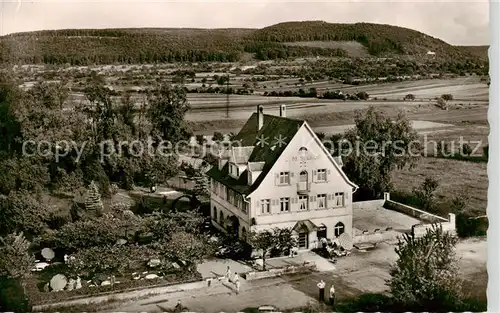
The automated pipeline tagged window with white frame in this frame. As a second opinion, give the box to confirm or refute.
[334,222,345,237]
[316,169,327,182]
[334,192,344,207]
[299,196,308,210]
[280,198,290,212]
[317,194,327,209]
[279,172,290,185]
[260,199,270,214]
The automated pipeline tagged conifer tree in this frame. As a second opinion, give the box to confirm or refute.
[192,171,209,198]
[84,181,104,215]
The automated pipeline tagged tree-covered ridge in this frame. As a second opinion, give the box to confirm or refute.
[250,21,476,58]
[456,45,489,61]
[0,22,486,65]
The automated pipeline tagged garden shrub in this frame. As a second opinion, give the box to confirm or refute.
[0,277,32,313]
[45,208,72,230]
[456,213,488,238]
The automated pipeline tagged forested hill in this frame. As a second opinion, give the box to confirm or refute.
[0,21,487,65]
[250,21,476,59]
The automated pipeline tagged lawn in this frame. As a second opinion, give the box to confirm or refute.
[392,157,488,215]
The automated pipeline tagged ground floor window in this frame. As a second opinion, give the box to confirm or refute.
[219,212,224,225]
[213,207,217,221]
[298,232,308,249]
[317,225,327,239]
[334,222,345,237]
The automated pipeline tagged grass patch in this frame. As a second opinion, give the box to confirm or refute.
[392,157,487,215]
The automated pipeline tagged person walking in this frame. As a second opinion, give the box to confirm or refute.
[317,279,326,302]
[225,266,232,283]
[329,284,336,306]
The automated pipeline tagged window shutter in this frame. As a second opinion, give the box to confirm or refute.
[327,169,331,182]
[275,173,279,185]
[294,197,298,204]
[313,196,316,201]
[327,194,332,200]
[312,170,316,182]
[255,201,260,209]
[309,196,313,202]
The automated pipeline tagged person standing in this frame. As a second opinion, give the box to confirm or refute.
[174,300,183,312]
[329,284,335,306]
[317,279,326,302]
[234,273,240,295]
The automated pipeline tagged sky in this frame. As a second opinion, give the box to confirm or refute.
[0,0,490,45]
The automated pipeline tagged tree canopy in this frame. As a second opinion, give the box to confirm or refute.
[341,107,421,197]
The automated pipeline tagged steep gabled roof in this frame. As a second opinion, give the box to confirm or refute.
[248,162,265,172]
[206,113,303,195]
[230,146,254,164]
[207,112,358,196]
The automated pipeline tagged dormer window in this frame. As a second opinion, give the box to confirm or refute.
[229,162,239,178]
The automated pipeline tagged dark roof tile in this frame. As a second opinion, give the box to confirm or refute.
[207,113,304,196]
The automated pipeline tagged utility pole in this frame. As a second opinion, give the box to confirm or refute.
[226,72,230,118]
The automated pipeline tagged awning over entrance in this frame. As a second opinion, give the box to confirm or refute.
[292,220,318,233]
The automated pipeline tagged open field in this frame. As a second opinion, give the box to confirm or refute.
[284,41,370,58]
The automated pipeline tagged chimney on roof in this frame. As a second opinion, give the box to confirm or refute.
[280,105,286,117]
[257,105,264,131]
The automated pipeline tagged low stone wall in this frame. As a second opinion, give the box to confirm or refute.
[353,229,402,244]
[32,279,206,311]
[382,194,456,238]
[352,199,385,210]
[413,219,456,237]
[244,263,317,281]
[384,200,448,223]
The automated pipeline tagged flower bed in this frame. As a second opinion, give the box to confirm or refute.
[25,269,202,306]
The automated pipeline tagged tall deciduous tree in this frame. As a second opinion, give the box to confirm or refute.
[389,225,462,310]
[0,74,23,157]
[83,82,117,146]
[160,231,214,265]
[342,107,420,197]
[247,227,296,270]
[147,84,191,143]
[0,192,50,237]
